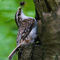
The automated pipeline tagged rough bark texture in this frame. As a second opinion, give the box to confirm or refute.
[18,0,60,60]
[33,0,60,60]
[18,43,35,60]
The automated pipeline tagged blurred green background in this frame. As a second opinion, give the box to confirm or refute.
[0,0,35,60]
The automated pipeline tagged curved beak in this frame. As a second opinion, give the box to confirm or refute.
[18,6,22,10]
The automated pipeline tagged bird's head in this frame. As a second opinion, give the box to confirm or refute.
[17,1,25,16]
[18,1,25,11]
[15,1,26,27]
[19,1,25,6]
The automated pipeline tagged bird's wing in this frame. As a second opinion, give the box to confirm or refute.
[21,18,35,39]
[17,18,35,45]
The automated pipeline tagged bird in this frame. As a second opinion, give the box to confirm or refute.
[8,1,37,60]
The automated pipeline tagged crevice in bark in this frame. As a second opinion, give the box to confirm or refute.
[44,0,51,12]
[55,54,59,60]
[18,51,21,60]
[38,0,39,2]
[35,8,41,45]
[35,8,40,20]
[35,36,41,45]
[58,2,60,6]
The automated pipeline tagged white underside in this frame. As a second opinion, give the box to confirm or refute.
[20,10,36,20]
[20,10,29,20]
[29,26,37,43]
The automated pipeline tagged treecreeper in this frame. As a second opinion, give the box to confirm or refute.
[8,1,37,60]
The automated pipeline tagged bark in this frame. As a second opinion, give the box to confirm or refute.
[33,0,60,60]
[18,43,35,60]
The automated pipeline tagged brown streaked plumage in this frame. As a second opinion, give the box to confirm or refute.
[17,18,35,45]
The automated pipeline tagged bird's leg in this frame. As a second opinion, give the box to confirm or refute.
[20,39,30,43]
[26,39,30,42]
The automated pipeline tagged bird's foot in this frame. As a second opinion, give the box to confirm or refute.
[26,39,30,42]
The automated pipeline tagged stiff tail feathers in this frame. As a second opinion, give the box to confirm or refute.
[8,41,26,60]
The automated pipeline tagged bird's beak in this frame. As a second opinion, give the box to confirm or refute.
[18,6,22,10]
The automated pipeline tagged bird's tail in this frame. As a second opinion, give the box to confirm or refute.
[8,41,27,60]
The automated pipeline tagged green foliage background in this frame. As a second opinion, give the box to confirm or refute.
[0,0,35,60]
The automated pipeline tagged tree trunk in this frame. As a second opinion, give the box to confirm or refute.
[33,0,60,60]
[18,0,60,60]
